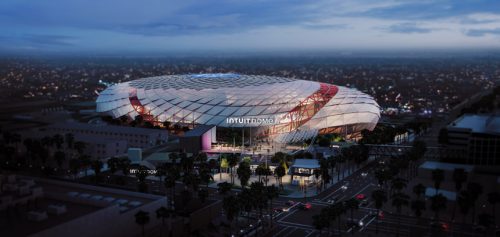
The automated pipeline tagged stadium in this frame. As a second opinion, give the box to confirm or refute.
[96,73,380,143]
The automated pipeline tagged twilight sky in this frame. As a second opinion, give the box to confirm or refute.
[1,0,500,54]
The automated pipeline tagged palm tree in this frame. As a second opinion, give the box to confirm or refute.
[68,158,81,180]
[73,141,87,155]
[458,190,473,223]
[412,183,426,200]
[217,181,232,196]
[467,182,483,224]
[345,198,360,235]
[136,166,149,193]
[431,169,444,195]
[156,206,173,237]
[64,133,74,149]
[391,177,407,195]
[198,188,209,203]
[372,189,387,234]
[374,168,393,192]
[79,155,91,178]
[239,188,255,224]
[266,185,279,227]
[477,213,493,236]
[169,152,179,166]
[274,164,286,190]
[91,160,103,184]
[52,134,64,150]
[199,164,214,188]
[227,154,239,184]
[54,151,66,169]
[155,163,167,192]
[135,210,150,237]
[312,211,330,236]
[222,195,240,235]
[331,202,346,236]
[452,168,468,220]
[487,192,500,224]
[411,199,426,218]
[392,192,410,237]
[327,156,336,184]
[429,194,447,221]
[165,166,180,208]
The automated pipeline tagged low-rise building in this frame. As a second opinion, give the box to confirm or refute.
[445,114,500,165]
[290,159,320,185]
[45,122,168,149]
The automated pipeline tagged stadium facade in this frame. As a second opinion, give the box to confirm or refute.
[96,73,380,143]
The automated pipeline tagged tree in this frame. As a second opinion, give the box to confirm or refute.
[52,134,64,149]
[487,192,500,224]
[330,202,346,236]
[54,151,66,169]
[237,161,251,188]
[222,195,240,235]
[391,177,408,194]
[430,194,447,221]
[217,182,232,196]
[156,206,173,237]
[135,210,150,237]
[458,190,473,223]
[90,160,103,184]
[68,158,81,180]
[165,166,180,207]
[372,189,387,234]
[266,185,279,227]
[413,183,426,199]
[198,188,209,203]
[65,133,75,149]
[73,141,87,155]
[78,155,91,178]
[467,182,483,224]
[136,167,149,193]
[477,213,493,234]
[345,198,360,232]
[411,199,426,218]
[107,157,120,175]
[274,164,286,190]
[452,168,468,220]
[431,169,444,195]
[227,154,239,184]
[392,192,410,237]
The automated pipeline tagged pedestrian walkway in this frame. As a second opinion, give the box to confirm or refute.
[210,168,357,198]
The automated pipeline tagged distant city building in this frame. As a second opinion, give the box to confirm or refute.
[445,114,500,165]
[96,73,380,143]
[46,122,168,149]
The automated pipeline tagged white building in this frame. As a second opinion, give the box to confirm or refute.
[96,73,380,143]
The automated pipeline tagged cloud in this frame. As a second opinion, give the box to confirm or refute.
[301,24,348,30]
[387,23,433,34]
[0,0,500,52]
[465,28,500,37]
[21,34,74,46]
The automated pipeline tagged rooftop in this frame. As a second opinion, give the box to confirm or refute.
[448,114,500,135]
[47,122,166,136]
[419,161,474,172]
[184,125,215,137]
[4,176,164,237]
[292,159,320,169]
